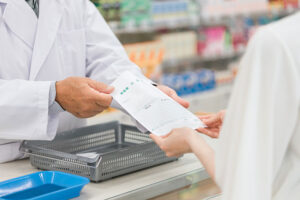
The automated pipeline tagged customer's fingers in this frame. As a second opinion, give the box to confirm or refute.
[150,134,163,147]
[161,132,172,139]
[197,127,219,138]
[202,114,221,126]
[198,114,213,120]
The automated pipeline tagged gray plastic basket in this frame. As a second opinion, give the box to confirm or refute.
[20,121,177,182]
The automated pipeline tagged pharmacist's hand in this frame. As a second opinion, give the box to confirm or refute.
[150,128,194,157]
[56,77,114,118]
[197,110,226,138]
[157,85,189,108]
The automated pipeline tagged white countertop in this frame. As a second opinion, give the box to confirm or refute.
[0,137,218,200]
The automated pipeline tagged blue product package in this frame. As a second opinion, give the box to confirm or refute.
[0,171,89,200]
[172,74,183,96]
[197,69,216,92]
[183,72,198,95]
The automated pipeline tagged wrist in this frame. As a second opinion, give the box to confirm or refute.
[55,81,64,110]
[185,129,197,153]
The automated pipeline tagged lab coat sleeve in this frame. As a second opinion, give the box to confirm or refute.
[215,27,300,200]
[83,0,147,86]
[0,80,59,141]
[82,0,150,132]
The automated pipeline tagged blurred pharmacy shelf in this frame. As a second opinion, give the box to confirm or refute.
[108,7,298,35]
[183,84,232,113]
[162,51,243,70]
[201,3,298,21]
[87,1,297,126]
[109,18,200,34]
[87,84,232,126]
[201,7,298,26]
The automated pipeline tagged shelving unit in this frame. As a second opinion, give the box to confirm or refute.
[108,7,298,35]
[183,84,232,113]
[162,51,243,70]
[90,1,298,122]
[109,18,200,34]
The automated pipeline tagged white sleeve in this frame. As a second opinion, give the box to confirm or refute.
[216,27,300,200]
[82,0,151,131]
[83,0,147,85]
[0,80,59,141]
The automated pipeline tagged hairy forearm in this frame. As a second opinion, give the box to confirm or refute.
[187,133,215,180]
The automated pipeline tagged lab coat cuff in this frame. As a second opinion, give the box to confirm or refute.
[49,81,64,115]
[49,81,57,106]
[36,81,59,140]
[49,101,65,115]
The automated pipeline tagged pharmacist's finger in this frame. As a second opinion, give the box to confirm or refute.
[89,88,113,107]
[157,85,189,108]
[88,79,114,94]
[171,94,190,109]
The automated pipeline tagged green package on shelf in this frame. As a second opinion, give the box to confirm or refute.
[120,0,135,12]
[135,0,151,12]
[135,13,151,26]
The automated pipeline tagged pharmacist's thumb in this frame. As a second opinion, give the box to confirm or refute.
[88,79,114,94]
[157,85,189,108]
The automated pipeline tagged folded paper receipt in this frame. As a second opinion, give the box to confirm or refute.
[111,72,206,136]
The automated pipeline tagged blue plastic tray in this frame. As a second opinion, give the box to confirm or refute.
[0,171,89,200]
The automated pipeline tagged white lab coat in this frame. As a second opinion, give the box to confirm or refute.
[216,13,300,200]
[0,0,145,163]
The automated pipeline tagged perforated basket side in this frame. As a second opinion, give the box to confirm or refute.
[98,143,174,181]
[29,153,97,180]
[23,122,178,182]
[38,122,119,153]
[24,122,121,181]
[94,125,176,181]
[122,125,152,144]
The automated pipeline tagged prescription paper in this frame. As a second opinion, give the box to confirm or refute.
[111,72,205,136]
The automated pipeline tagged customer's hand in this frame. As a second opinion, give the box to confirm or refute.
[56,77,114,118]
[157,85,189,108]
[197,110,226,138]
[150,127,195,157]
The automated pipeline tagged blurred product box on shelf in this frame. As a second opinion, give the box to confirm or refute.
[269,0,299,8]
[215,61,239,85]
[91,0,121,21]
[198,26,233,58]
[162,69,216,96]
[93,0,200,27]
[123,31,197,80]
[121,0,152,27]
[197,14,286,58]
[160,31,198,61]
[124,41,164,81]
[151,0,199,26]
[199,0,269,19]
